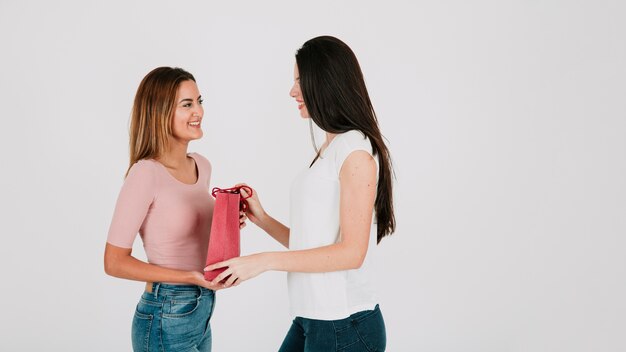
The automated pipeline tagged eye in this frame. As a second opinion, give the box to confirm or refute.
[198,98,204,105]
[182,103,192,108]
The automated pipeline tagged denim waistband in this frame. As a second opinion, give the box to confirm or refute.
[149,282,213,299]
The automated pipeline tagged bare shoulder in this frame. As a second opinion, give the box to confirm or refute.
[340,150,377,181]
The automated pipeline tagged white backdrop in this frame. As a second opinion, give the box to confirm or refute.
[1,1,625,351]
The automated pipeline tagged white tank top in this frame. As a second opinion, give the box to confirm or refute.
[288,130,379,320]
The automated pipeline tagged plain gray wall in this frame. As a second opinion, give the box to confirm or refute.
[0,1,625,351]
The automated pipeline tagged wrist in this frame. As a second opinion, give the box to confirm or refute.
[184,271,200,285]
[261,252,277,272]
[254,211,270,227]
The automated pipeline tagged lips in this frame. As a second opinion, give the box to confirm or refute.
[189,121,201,127]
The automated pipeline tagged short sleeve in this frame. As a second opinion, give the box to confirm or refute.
[333,130,378,178]
[106,160,157,248]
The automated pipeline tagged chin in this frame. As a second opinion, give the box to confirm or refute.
[190,131,203,140]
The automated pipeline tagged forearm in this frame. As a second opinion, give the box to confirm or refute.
[255,213,290,248]
[265,242,365,273]
[205,235,367,286]
[105,252,197,285]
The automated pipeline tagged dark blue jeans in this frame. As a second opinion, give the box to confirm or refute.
[278,305,386,352]
[131,283,216,352]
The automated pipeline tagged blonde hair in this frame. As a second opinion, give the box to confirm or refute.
[126,67,196,177]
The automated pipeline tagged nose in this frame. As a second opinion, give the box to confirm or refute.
[290,82,299,98]
[193,103,204,117]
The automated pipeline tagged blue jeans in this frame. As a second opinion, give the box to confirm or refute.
[278,305,386,352]
[131,283,216,352]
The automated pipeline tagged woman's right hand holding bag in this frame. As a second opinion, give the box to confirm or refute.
[236,183,266,225]
[235,183,289,248]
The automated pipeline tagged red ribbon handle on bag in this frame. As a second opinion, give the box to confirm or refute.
[211,186,254,211]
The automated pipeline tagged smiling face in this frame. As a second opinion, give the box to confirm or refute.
[171,80,204,143]
[289,63,309,119]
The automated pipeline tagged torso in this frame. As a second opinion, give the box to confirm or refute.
[106,152,215,282]
[288,130,380,320]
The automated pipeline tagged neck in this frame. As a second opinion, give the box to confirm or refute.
[319,132,337,155]
[325,132,337,145]
[158,138,189,168]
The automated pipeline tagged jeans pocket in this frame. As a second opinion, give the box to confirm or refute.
[132,308,153,352]
[161,295,212,350]
[352,308,386,352]
[163,295,201,318]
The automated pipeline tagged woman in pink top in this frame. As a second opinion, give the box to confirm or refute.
[104,67,244,352]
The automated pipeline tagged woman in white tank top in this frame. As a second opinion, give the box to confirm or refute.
[205,36,396,352]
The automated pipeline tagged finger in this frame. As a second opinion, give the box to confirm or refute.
[198,278,220,290]
[235,182,248,188]
[204,260,229,272]
[239,222,247,230]
[204,281,222,291]
[211,268,233,285]
[224,274,238,287]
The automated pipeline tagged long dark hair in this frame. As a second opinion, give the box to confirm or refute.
[296,36,395,243]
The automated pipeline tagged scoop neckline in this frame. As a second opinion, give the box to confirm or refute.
[153,153,200,186]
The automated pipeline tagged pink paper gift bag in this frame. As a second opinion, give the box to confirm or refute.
[204,186,252,281]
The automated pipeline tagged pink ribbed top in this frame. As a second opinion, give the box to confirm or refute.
[107,153,215,272]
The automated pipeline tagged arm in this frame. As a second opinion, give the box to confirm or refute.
[252,213,290,248]
[104,205,249,286]
[104,243,218,289]
[238,184,290,248]
[209,151,377,286]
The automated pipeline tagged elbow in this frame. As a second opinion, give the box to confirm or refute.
[348,252,367,270]
[339,241,368,270]
[104,242,132,277]
[104,257,117,277]
[104,250,124,277]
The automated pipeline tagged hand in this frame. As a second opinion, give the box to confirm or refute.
[239,210,247,230]
[188,271,227,291]
[204,253,271,288]
[236,183,266,226]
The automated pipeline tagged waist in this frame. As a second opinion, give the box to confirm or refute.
[144,256,207,273]
[287,271,377,320]
[145,282,213,296]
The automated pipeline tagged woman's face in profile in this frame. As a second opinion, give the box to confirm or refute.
[290,64,309,119]
[171,80,204,142]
